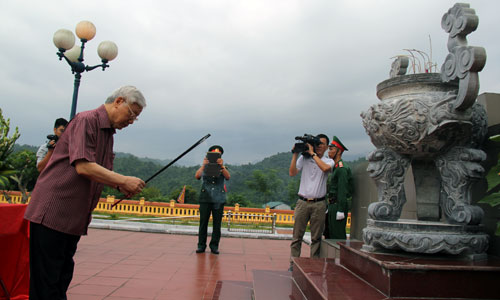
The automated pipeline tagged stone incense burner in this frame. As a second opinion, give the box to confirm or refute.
[360,3,489,258]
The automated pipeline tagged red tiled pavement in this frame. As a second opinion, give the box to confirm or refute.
[68,228,307,300]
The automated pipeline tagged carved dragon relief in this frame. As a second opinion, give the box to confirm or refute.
[366,148,410,221]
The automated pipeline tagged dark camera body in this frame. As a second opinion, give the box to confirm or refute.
[292,134,322,158]
[205,152,222,177]
[46,135,59,149]
[47,134,58,142]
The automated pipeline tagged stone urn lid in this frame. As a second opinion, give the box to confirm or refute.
[361,72,481,157]
[376,73,458,101]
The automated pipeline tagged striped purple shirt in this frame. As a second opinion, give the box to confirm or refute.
[25,105,115,236]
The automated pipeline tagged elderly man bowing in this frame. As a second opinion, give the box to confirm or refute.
[25,85,147,300]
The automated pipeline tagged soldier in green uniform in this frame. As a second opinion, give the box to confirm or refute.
[325,136,353,240]
[195,145,230,254]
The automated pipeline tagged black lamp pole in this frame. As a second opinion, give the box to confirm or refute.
[53,22,117,120]
[56,39,111,120]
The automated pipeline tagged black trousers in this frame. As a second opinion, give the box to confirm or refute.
[198,203,224,251]
[29,222,80,300]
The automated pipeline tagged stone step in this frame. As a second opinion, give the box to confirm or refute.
[252,270,305,300]
[320,238,359,259]
[211,280,253,300]
[292,257,387,300]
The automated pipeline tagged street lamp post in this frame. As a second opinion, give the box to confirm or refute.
[53,21,118,119]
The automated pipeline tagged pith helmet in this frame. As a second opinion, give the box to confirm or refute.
[208,145,224,155]
[329,136,348,152]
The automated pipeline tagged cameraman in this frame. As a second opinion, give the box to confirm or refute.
[36,118,68,172]
[289,134,334,266]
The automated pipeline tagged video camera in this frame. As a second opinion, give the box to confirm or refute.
[46,134,59,149]
[292,134,322,157]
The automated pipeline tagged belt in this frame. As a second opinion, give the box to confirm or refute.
[329,196,337,204]
[299,195,325,202]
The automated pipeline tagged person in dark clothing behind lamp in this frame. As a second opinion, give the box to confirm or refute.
[36,117,68,172]
[195,145,230,255]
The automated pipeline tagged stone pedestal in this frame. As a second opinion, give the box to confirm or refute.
[339,241,500,299]
[290,240,500,299]
[362,219,489,257]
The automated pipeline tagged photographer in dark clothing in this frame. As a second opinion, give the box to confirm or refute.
[195,145,230,255]
[36,118,68,172]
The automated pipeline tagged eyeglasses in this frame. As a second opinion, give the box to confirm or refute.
[125,102,139,121]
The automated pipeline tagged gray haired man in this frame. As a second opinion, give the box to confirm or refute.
[25,85,147,300]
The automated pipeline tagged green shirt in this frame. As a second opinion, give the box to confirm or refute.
[327,159,353,212]
[199,173,227,205]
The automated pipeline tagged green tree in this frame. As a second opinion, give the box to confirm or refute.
[7,150,38,203]
[0,109,20,190]
[226,193,250,207]
[479,134,500,235]
[287,177,300,206]
[93,151,365,208]
[169,185,198,204]
[245,169,282,204]
[101,186,121,198]
[138,186,169,202]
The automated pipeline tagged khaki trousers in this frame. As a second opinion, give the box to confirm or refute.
[290,199,326,259]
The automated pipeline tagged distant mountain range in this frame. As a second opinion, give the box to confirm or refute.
[13,143,366,207]
[18,143,364,166]
[15,144,175,165]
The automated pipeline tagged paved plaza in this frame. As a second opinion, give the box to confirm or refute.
[67,222,305,300]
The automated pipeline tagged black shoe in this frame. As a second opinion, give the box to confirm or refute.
[196,248,205,253]
[210,248,219,255]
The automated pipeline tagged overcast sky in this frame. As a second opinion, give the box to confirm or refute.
[1,0,499,166]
